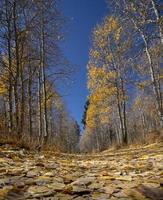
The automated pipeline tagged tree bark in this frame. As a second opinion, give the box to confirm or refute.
[150,0,163,44]
[5,0,13,133]
[40,4,48,144]
[130,17,163,127]
[20,43,25,135]
[28,59,32,139]
[38,64,42,142]
[13,0,20,135]
[121,78,128,144]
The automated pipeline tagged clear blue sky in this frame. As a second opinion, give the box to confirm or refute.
[61,0,108,130]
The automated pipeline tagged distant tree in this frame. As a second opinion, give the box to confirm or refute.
[0,0,76,152]
[81,1,162,152]
[81,99,90,129]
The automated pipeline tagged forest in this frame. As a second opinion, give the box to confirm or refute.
[80,0,163,152]
[0,1,163,200]
[0,0,80,152]
[0,0,162,153]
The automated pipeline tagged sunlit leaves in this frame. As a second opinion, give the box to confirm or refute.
[85,15,129,140]
[106,54,113,62]
[0,82,7,95]
[89,49,100,59]
[114,27,122,41]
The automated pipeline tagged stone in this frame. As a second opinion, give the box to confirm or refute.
[27,185,54,198]
[71,185,91,194]
[24,178,36,185]
[124,189,148,200]
[35,176,52,186]
[88,182,104,190]
[101,186,115,195]
[138,185,163,200]
[142,182,160,188]
[0,142,162,200]
[98,175,115,181]
[63,174,77,183]
[0,188,10,199]
[56,193,72,200]
[116,175,132,181]
[52,177,64,183]
[0,178,10,187]
[45,163,58,170]
[26,170,39,178]
[71,177,95,186]
[92,192,111,200]
[47,182,65,191]
[113,191,128,198]
[44,171,55,177]
[74,197,86,200]
[0,168,7,175]
[7,168,24,176]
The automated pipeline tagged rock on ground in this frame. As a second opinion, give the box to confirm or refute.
[0,142,163,200]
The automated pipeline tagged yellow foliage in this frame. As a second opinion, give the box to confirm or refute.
[133,97,141,110]
[106,54,113,62]
[0,84,7,95]
[0,188,9,199]
[86,104,98,128]
[86,82,115,129]
[0,88,7,95]
[87,63,116,90]
[114,27,122,41]
[92,16,120,50]
[158,74,163,80]
[0,77,7,95]
[87,66,106,90]
[89,49,100,59]
[89,86,116,104]
[136,82,146,90]
[106,71,116,79]
[99,106,111,114]
[85,16,125,132]
[100,115,109,124]
[104,16,119,34]
[86,57,117,129]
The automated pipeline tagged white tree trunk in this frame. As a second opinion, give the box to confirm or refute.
[150,0,163,44]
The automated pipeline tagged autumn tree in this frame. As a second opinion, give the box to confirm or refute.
[107,0,163,126]
[81,1,162,152]
[82,16,132,150]
[0,0,78,152]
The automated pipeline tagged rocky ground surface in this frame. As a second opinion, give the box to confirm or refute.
[0,143,163,200]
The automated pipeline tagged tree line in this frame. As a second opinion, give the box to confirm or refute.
[0,0,80,152]
[80,0,163,152]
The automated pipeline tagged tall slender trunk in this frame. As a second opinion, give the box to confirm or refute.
[116,126,121,145]
[131,19,163,126]
[140,110,146,140]
[3,98,8,130]
[13,0,20,135]
[121,78,128,144]
[108,42,125,145]
[28,59,32,139]
[40,5,48,144]
[5,0,13,133]
[157,71,163,115]
[38,64,42,142]
[95,130,100,152]
[115,82,125,144]
[143,33,163,126]
[122,0,163,126]
[41,55,48,141]
[20,43,25,135]
[150,0,163,44]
